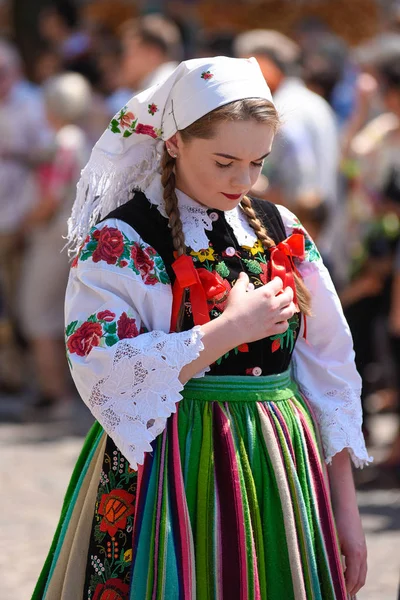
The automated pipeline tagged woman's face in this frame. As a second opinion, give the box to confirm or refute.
[168,119,275,211]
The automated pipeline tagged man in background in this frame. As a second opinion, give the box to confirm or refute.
[107,14,184,116]
[234,30,343,283]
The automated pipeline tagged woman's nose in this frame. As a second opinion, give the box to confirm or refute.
[231,168,252,189]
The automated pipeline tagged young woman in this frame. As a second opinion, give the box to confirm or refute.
[33,56,370,600]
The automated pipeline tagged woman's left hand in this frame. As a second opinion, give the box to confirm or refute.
[334,504,368,597]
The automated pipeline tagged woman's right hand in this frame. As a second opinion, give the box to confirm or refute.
[221,272,297,346]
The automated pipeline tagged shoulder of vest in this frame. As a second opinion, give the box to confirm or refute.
[249,196,287,242]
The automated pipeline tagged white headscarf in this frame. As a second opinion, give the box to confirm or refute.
[68,56,273,253]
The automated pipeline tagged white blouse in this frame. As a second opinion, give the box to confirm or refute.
[65,186,372,470]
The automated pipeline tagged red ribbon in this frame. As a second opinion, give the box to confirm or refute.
[170,255,226,331]
[269,233,305,309]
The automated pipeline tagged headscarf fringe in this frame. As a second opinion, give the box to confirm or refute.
[66,144,161,256]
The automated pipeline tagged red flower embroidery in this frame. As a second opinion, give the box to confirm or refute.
[201,71,213,80]
[237,343,249,352]
[71,254,79,268]
[148,103,158,115]
[97,310,116,322]
[67,321,102,357]
[260,262,269,285]
[119,260,128,268]
[131,244,155,280]
[135,123,158,138]
[98,489,136,537]
[117,312,138,339]
[119,111,135,128]
[92,577,130,600]
[271,339,281,353]
[92,227,125,265]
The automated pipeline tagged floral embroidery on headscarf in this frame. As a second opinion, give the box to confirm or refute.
[201,71,213,80]
[148,103,158,115]
[109,106,161,139]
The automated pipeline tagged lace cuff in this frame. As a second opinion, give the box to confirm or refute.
[298,383,373,468]
[88,326,206,469]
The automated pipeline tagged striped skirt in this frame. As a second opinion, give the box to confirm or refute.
[32,371,349,600]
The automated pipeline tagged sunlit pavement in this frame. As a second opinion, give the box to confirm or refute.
[0,395,399,600]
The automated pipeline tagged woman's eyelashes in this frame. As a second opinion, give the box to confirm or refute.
[215,161,264,169]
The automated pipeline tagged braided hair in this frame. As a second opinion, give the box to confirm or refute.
[161,98,312,330]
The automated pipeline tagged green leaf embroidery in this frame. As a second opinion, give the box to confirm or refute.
[86,240,98,253]
[154,256,164,269]
[243,259,263,274]
[105,334,119,347]
[94,523,106,544]
[123,130,133,138]
[158,270,170,284]
[65,320,78,336]
[215,261,230,277]
[104,322,117,335]
[120,245,131,261]
[87,314,97,323]
[110,119,121,133]
[80,250,92,261]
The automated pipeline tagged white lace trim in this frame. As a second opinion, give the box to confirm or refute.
[225,205,257,247]
[87,326,206,470]
[145,174,257,250]
[299,384,373,468]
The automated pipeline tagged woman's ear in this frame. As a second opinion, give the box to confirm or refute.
[165,133,180,156]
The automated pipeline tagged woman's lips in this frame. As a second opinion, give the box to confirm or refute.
[221,192,242,200]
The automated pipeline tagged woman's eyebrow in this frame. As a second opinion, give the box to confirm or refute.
[213,152,271,161]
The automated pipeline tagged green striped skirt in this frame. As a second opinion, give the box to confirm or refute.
[32,371,349,599]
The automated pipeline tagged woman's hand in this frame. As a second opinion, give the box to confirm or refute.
[335,503,368,596]
[328,449,367,597]
[222,272,297,346]
[179,273,297,384]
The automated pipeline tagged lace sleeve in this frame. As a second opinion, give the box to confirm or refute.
[65,219,208,469]
[277,205,373,468]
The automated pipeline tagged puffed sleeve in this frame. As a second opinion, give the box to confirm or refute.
[65,218,208,469]
[277,205,373,468]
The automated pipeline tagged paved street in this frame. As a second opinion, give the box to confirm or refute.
[0,397,399,600]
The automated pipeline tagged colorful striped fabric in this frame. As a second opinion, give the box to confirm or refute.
[33,372,349,599]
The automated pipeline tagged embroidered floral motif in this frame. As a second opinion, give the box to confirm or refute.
[290,222,321,262]
[84,440,137,598]
[72,226,170,285]
[92,578,129,600]
[65,311,140,360]
[215,260,230,278]
[243,239,264,256]
[216,343,249,365]
[190,247,215,263]
[98,488,136,537]
[148,103,158,115]
[269,313,300,353]
[201,70,213,80]
[109,106,162,139]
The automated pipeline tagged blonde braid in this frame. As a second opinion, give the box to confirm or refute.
[161,146,187,330]
[241,195,312,316]
[161,147,186,257]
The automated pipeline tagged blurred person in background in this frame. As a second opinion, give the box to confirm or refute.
[0,39,50,393]
[18,72,91,416]
[38,1,109,145]
[234,30,343,284]
[108,13,184,116]
[39,0,99,86]
[340,48,400,443]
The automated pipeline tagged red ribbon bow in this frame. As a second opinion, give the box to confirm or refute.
[269,233,305,309]
[170,255,226,331]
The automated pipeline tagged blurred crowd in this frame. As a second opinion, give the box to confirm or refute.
[1,1,400,473]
